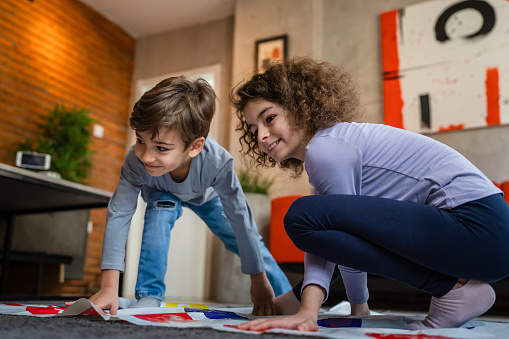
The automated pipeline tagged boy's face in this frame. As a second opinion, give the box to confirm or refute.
[244,99,306,162]
[134,128,195,178]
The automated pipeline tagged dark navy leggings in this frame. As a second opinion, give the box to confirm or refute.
[284,194,509,298]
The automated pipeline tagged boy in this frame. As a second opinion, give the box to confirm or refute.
[77,76,291,315]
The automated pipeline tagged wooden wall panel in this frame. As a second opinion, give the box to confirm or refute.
[0,0,135,296]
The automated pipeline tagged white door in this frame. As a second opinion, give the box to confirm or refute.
[122,65,221,302]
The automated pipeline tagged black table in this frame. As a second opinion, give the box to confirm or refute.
[0,163,111,294]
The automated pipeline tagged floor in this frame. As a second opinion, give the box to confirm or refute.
[2,297,509,339]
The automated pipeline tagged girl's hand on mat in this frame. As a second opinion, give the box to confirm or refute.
[242,283,322,331]
[250,271,276,316]
[89,289,120,315]
[236,313,319,332]
[238,283,323,331]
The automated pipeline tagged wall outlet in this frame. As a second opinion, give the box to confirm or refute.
[93,124,104,138]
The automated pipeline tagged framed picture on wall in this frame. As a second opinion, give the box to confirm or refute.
[255,35,288,72]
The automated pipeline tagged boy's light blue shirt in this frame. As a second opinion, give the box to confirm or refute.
[101,137,264,275]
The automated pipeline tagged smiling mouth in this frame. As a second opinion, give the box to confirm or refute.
[268,139,281,152]
[144,163,159,169]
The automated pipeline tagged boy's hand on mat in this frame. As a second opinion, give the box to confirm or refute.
[89,289,120,315]
[235,313,319,332]
[250,271,276,316]
[85,269,120,314]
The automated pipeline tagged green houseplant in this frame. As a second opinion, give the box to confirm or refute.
[15,104,95,183]
[237,168,274,195]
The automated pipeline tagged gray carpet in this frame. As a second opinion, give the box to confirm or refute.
[0,300,316,339]
[0,313,308,339]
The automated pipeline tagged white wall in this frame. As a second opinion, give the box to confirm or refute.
[230,0,320,198]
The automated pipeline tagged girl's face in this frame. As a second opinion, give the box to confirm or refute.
[243,99,307,162]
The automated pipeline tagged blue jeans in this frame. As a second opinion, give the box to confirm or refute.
[284,194,509,298]
[135,187,291,301]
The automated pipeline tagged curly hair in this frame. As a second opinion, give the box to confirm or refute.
[230,56,362,176]
[130,76,216,149]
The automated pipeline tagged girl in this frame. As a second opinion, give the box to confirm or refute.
[230,57,509,331]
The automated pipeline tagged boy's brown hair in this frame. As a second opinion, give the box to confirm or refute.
[231,56,362,176]
[130,76,216,148]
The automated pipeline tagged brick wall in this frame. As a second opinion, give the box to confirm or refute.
[0,0,135,296]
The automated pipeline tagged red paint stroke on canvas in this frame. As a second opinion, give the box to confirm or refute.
[485,67,500,126]
[381,9,399,74]
[272,48,280,59]
[438,124,464,132]
[367,332,461,339]
[381,9,404,129]
[134,312,195,323]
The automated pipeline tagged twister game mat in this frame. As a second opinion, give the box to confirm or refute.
[1,298,508,338]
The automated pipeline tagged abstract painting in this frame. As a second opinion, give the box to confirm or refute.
[381,0,509,133]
